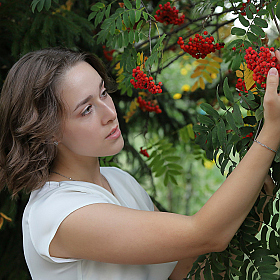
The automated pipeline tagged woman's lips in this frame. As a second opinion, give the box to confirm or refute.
[106,126,121,139]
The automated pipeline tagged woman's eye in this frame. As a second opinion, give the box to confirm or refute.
[101,90,108,98]
[81,105,93,116]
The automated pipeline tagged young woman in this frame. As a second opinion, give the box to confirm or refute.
[0,47,280,280]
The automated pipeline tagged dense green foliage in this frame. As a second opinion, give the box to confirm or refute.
[0,0,279,279]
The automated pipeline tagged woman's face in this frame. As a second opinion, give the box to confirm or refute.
[57,61,124,158]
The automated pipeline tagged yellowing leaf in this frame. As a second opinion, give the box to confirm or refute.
[0,212,12,222]
[139,91,147,97]
[191,70,202,78]
[115,62,121,70]
[204,159,215,169]
[173,93,182,99]
[197,59,209,64]
[199,77,205,89]
[212,56,223,63]
[202,72,213,83]
[206,66,219,74]
[244,69,255,91]
[123,98,139,123]
[239,63,255,91]
[209,61,221,68]
[236,70,244,78]
[0,217,3,230]
[191,81,198,92]
[196,65,205,71]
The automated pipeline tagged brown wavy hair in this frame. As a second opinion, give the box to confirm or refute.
[0,47,115,198]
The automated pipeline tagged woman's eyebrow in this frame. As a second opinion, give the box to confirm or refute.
[73,95,93,112]
[73,79,104,112]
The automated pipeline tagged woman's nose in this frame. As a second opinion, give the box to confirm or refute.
[101,99,117,124]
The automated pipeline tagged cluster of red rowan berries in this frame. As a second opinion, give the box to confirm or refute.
[245,46,280,89]
[140,147,150,158]
[240,0,251,16]
[236,78,248,95]
[243,132,254,139]
[177,32,224,59]
[130,66,163,94]
[137,96,162,114]
[155,2,185,25]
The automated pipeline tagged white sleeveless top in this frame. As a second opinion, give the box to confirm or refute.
[22,167,177,280]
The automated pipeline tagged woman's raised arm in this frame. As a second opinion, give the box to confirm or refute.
[50,65,280,266]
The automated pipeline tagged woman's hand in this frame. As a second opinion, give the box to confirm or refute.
[262,50,280,135]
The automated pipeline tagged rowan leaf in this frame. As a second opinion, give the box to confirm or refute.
[200,103,220,119]
[223,77,234,103]
[123,0,132,9]
[231,27,246,36]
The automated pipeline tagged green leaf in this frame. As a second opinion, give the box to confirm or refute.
[164,156,181,162]
[258,9,268,16]
[239,14,249,27]
[168,169,182,176]
[45,0,51,10]
[91,2,105,11]
[143,11,148,21]
[123,31,129,46]
[271,213,279,231]
[227,39,243,49]
[200,103,220,119]
[246,6,253,19]
[135,10,141,22]
[223,77,234,103]
[232,54,241,71]
[226,112,239,135]
[269,231,278,253]
[250,24,265,38]
[105,4,111,18]
[230,266,242,276]
[31,0,41,13]
[203,260,212,280]
[221,158,229,175]
[129,10,136,25]
[232,103,244,127]
[169,175,178,185]
[154,165,166,177]
[249,3,257,13]
[216,88,226,110]
[123,0,132,9]
[88,11,97,21]
[129,30,134,44]
[37,0,45,12]
[253,17,268,28]
[217,119,227,147]
[94,9,105,27]
[136,0,141,9]
[117,33,123,48]
[247,32,259,44]
[123,11,130,28]
[261,225,268,246]
[197,114,215,127]
[166,163,183,170]
[231,27,246,36]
